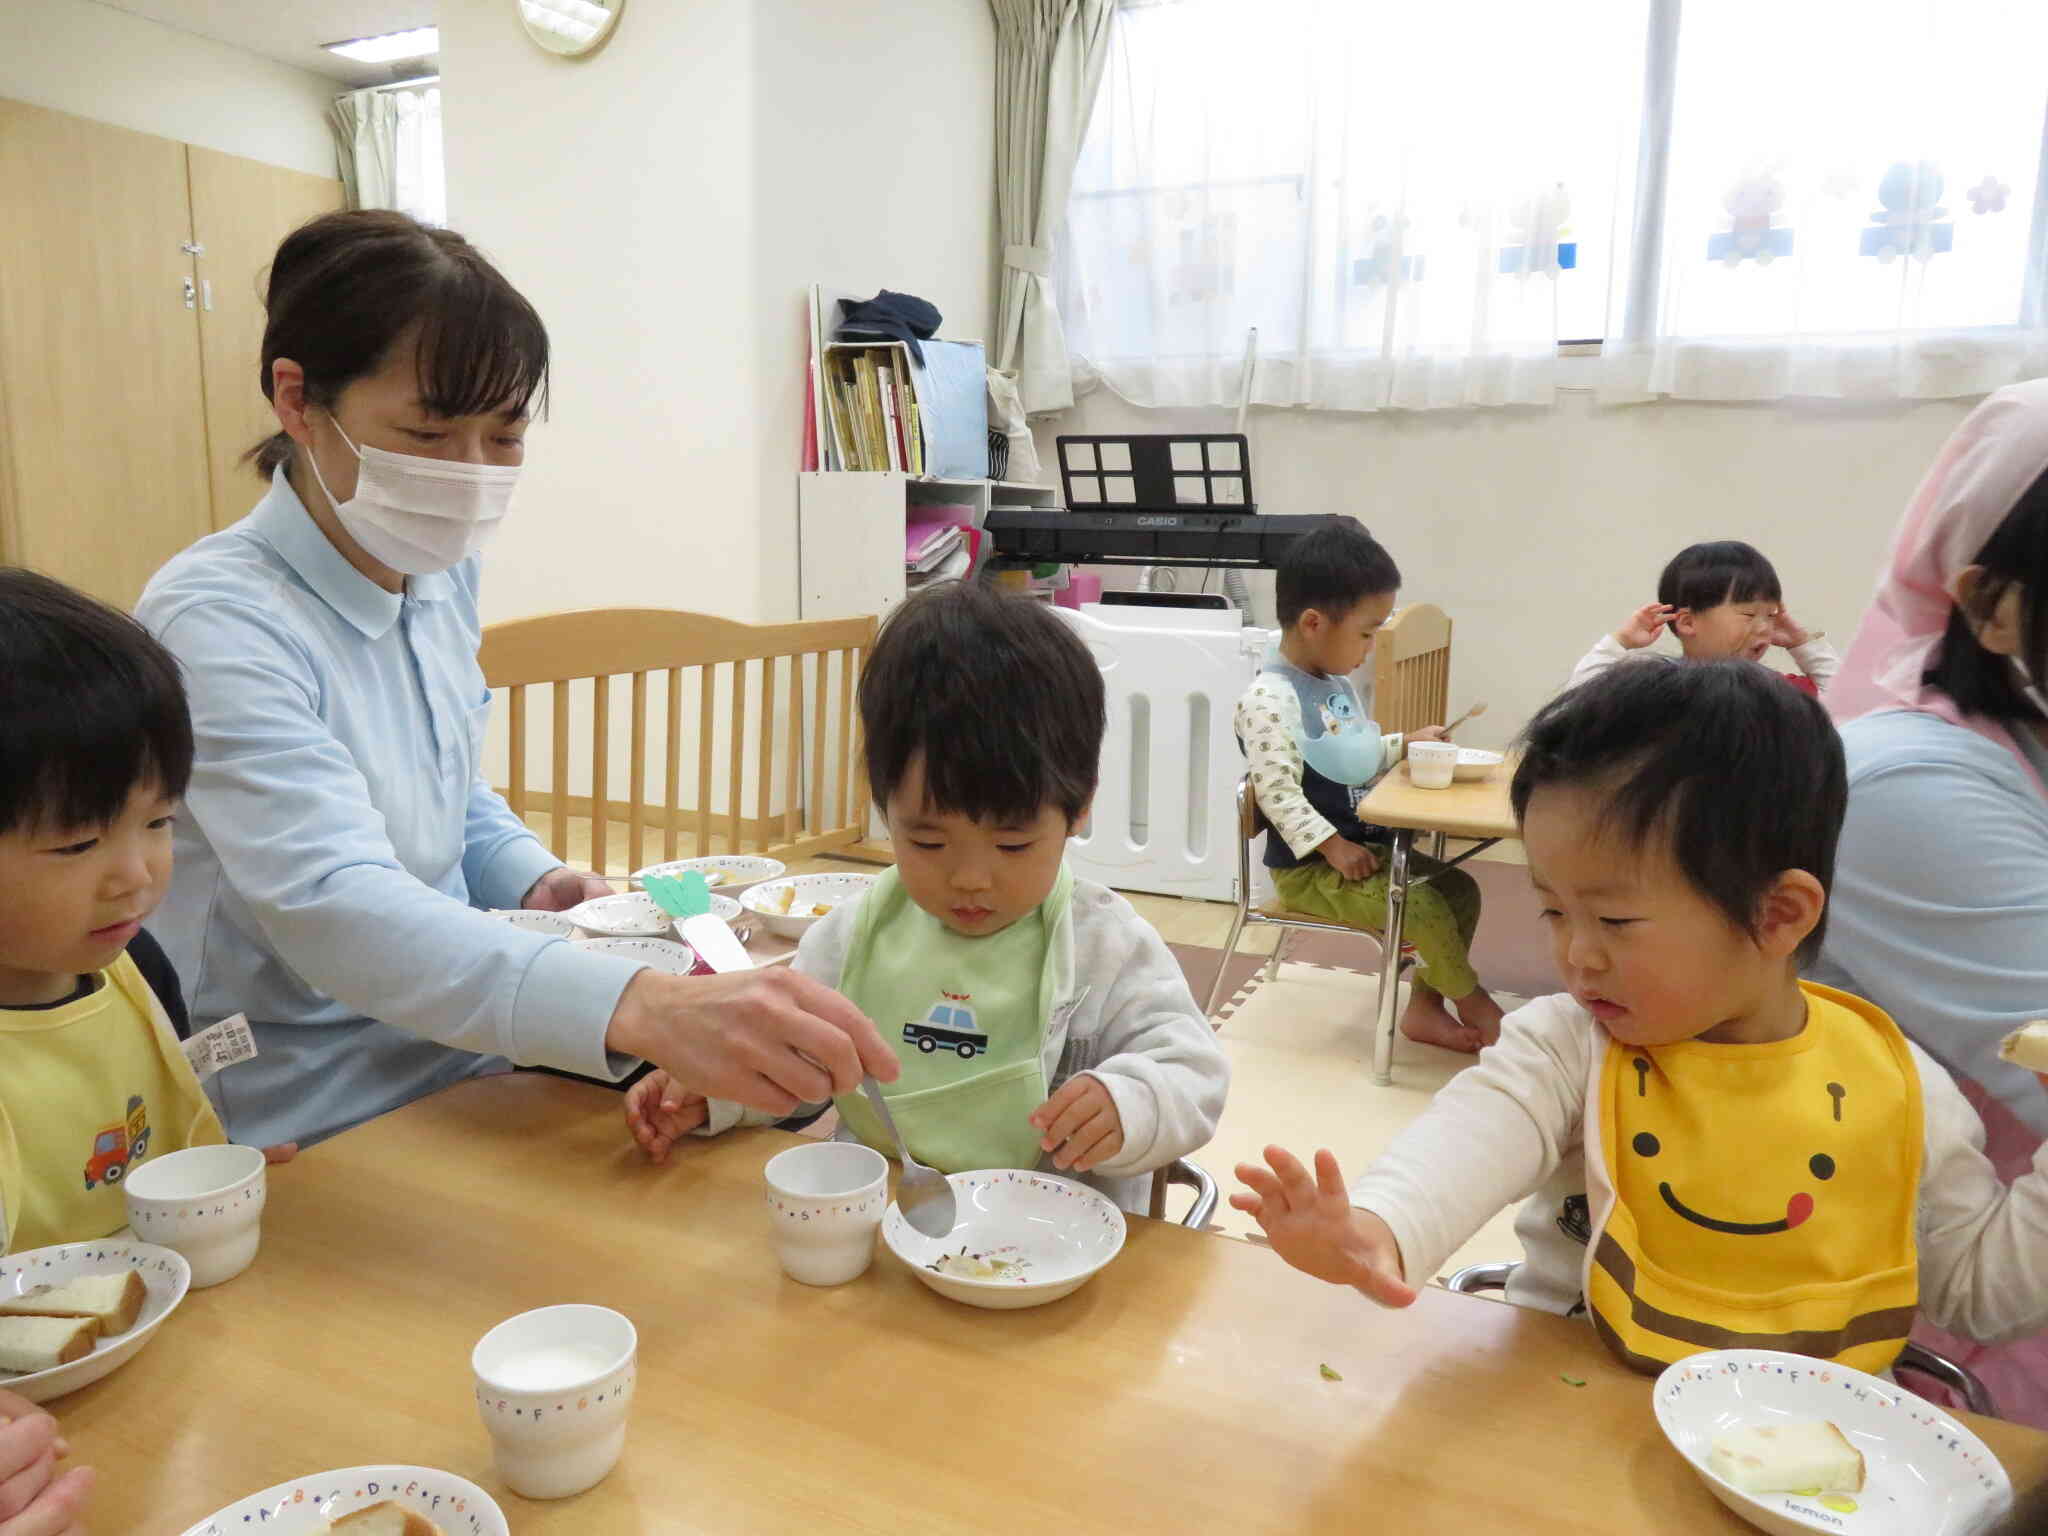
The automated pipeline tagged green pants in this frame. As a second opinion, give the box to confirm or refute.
[1273,847,1482,1000]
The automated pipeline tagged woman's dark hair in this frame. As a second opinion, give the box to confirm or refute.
[247,209,549,477]
[858,581,1105,826]
[1656,540,1783,613]
[1923,464,2048,720]
[0,569,193,836]
[1275,517,1402,628]
[1512,660,1846,963]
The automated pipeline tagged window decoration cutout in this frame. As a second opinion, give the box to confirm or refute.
[1350,214,1425,287]
[1862,162,1953,263]
[1498,184,1577,277]
[1708,172,1793,267]
[1170,212,1239,306]
[1967,175,2010,215]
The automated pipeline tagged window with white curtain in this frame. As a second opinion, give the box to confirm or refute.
[1057,0,2048,410]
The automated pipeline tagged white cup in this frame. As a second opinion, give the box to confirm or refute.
[1408,740,1458,790]
[124,1143,267,1287]
[763,1142,888,1286]
[472,1304,637,1500]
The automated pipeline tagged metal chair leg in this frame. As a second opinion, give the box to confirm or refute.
[1262,925,1291,982]
[1205,902,1251,1018]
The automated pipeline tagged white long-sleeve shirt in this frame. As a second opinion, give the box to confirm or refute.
[1567,632,1841,693]
[1350,992,2048,1346]
[700,874,1230,1212]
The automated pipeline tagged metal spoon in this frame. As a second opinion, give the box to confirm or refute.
[861,1078,956,1238]
[1443,699,1489,736]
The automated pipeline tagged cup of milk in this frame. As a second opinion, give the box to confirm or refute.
[471,1304,637,1499]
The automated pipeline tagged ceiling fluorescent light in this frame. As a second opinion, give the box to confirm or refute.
[324,26,440,64]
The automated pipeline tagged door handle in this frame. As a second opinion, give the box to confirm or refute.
[182,276,196,310]
[201,279,213,312]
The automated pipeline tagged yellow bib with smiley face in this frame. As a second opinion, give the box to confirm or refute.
[1588,982,1922,1376]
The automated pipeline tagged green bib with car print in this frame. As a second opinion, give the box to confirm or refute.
[831,866,1069,1174]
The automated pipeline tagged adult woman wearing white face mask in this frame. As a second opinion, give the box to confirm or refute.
[1814,378,2048,1427]
[138,211,895,1150]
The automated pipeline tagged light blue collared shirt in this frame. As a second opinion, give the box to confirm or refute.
[1811,708,2048,1141]
[137,470,641,1147]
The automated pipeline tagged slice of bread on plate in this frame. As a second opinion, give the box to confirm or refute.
[1999,1021,2048,1074]
[0,1271,147,1334]
[0,1315,99,1374]
[1709,1419,1865,1495]
[328,1504,444,1535]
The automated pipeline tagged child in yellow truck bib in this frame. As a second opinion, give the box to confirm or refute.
[626,583,1229,1211]
[1235,660,2048,1379]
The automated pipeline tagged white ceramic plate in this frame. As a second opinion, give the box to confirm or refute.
[740,872,876,939]
[0,1240,189,1403]
[1654,1350,2012,1536]
[484,908,578,937]
[883,1170,1126,1310]
[1452,747,1504,781]
[574,936,698,975]
[177,1465,508,1536]
[631,854,786,895]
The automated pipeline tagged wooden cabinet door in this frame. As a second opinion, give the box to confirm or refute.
[0,98,212,609]
[187,148,342,530]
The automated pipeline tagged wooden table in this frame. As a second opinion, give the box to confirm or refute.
[1356,759,1521,1084]
[75,1075,2047,1534]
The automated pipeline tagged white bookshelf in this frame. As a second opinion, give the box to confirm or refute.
[797,472,1060,623]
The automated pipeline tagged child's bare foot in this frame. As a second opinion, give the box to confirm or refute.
[1400,984,1485,1053]
[1451,986,1505,1046]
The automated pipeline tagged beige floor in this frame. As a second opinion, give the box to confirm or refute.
[551,814,1525,1286]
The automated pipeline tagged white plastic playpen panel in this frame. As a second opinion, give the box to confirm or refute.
[1056,605,1275,903]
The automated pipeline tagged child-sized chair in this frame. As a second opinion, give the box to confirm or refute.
[1443,1260,1996,1417]
[1371,602,1453,737]
[1205,776,1417,1018]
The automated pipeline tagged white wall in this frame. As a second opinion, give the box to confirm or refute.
[1,0,336,177]
[441,0,995,627]
[1035,386,1975,751]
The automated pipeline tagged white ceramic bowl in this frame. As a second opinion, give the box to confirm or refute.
[883,1170,1126,1310]
[572,936,698,975]
[563,890,676,938]
[0,1240,189,1403]
[177,1465,508,1536]
[485,908,578,937]
[1653,1349,2012,1536]
[740,872,877,939]
[631,854,786,896]
[124,1142,267,1288]
[1452,747,1505,782]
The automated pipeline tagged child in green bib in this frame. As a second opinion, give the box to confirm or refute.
[625,582,1230,1211]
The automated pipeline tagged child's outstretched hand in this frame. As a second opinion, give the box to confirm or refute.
[1615,602,1676,649]
[1767,607,1812,649]
[1030,1074,1124,1172]
[1232,1147,1417,1308]
[625,1069,709,1164]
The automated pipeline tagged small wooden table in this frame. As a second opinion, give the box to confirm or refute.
[70,1075,2048,1533]
[1355,759,1521,1083]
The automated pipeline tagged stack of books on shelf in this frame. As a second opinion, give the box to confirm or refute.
[906,509,980,589]
[821,343,925,474]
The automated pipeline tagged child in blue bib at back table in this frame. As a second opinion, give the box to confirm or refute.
[625,580,1229,1211]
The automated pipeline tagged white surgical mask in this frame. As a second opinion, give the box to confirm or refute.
[306,413,521,577]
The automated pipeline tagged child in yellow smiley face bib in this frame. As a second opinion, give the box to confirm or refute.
[1234,660,2048,1378]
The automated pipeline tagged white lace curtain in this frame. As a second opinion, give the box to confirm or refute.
[329,86,447,228]
[1057,0,2048,412]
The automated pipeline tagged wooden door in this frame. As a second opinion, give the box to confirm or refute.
[0,98,212,609]
[186,148,342,529]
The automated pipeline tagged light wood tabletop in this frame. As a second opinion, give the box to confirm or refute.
[1358,759,1520,842]
[72,1074,2047,1534]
